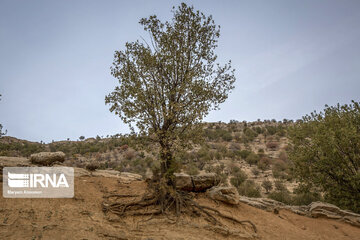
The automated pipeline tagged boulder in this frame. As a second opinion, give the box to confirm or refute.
[174,172,219,192]
[30,152,65,166]
[192,172,218,191]
[174,173,193,191]
[309,202,342,218]
[207,186,240,205]
[309,202,360,227]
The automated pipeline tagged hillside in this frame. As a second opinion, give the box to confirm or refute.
[0,120,312,205]
[1,173,359,240]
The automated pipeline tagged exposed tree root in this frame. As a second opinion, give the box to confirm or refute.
[102,182,257,236]
[104,194,140,199]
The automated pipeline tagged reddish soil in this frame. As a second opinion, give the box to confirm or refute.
[1,176,359,239]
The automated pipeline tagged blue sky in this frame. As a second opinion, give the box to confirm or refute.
[1,0,360,142]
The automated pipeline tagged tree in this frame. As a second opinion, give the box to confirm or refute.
[0,123,5,138]
[0,94,7,138]
[289,101,360,213]
[105,3,235,183]
[102,6,258,229]
[79,136,85,141]
[261,179,273,193]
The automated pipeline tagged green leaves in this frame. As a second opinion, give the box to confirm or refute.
[105,3,235,176]
[289,101,360,213]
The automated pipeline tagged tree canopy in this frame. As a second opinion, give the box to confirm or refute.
[289,101,360,213]
[106,3,235,179]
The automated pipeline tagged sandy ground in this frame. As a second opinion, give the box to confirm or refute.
[0,176,359,240]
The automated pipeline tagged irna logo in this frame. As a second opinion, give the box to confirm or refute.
[3,167,74,198]
[7,172,69,188]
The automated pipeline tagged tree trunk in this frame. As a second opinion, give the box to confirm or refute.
[159,143,175,186]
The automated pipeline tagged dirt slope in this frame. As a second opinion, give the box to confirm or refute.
[1,176,359,240]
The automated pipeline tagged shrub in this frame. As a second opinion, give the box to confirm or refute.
[237,180,261,198]
[261,179,273,193]
[230,169,247,188]
[186,163,199,175]
[215,151,222,160]
[257,157,271,171]
[254,126,264,134]
[196,146,212,162]
[276,127,286,137]
[268,190,292,205]
[237,150,251,159]
[245,152,260,166]
[265,126,277,135]
[86,162,100,171]
[243,127,258,141]
[221,131,233,141]
[274,180,287,191]
[229,142,241,151]
[257,148,264,154]
[272,159,289,179]
[251,167,260,176]
[230,165,241,175]
[292,191,322,206]
[213,164,228,185]
[124,149,136,160]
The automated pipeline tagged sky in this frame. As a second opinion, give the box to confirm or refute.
[0,0,360,142]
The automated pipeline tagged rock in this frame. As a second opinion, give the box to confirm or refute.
[0,156,32,167]
[309,202,343,219]
[174,172,219,192]
[30,152,66,166]
[174,173,193,191]
[118,172,143,183]
[238,196,286,211]
[144,168,153,181]
[74,169,143,183]
[74,167,91,177]
[237,198,360,227]
[192,172,218,192]
[309,202,360,227]
[309,202,341,214]
[207,186,240,205]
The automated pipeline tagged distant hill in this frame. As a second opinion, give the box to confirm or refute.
[0,120,314,204]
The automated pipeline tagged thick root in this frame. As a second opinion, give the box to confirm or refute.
[102,182,257,236]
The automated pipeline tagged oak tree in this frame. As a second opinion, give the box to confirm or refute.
[106,3,235,183]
